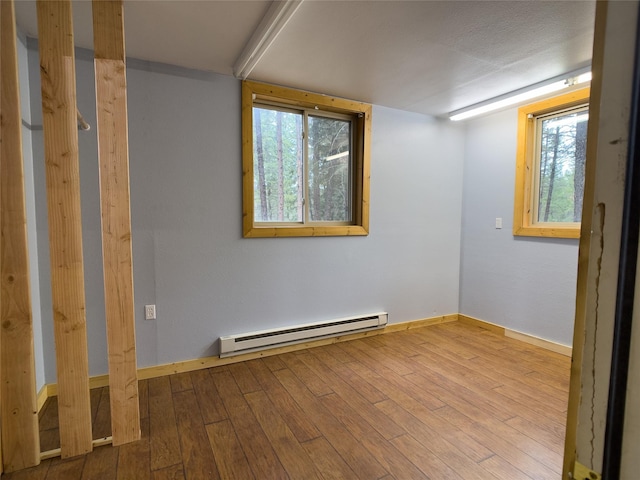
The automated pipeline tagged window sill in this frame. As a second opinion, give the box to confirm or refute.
[513,225,580,239]
[243,225,369,238]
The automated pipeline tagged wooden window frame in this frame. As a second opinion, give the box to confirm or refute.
[242,81,371,238]
[513,87,590,239]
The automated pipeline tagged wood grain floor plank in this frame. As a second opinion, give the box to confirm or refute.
[278,353,334,397]
[245,390,322,479]
[301,350,405,440]
[138,380,149,420]
[39,397,59,431]
[206,420,254,480]
[90,388,103,426]
[312,345,387,404]
[169,373,193,393]
[228,361,262,394]
[173,390,220,479]
[190,369,227,425]
[80,445,118,480]
[348,368,492,463]
[210,369,288,479]
[405,371,513,422]
[412,348,504,391]
[0,460,51,480]
[409,336,570,419]
[408,349,569,435]
[246,359,321,443]
[148,376,181,471]
[525,370,570,391]
[505,415,566,452]
[376,399,498,479]
[390,434,463,480]
[320,392,426,479]
[463,421,560,480]
[117,417,151,480]
[273,367,388,479]
[39,427,60,452]
[93,387,112,440]
[350,337,415,376]
[150,464,184,480]
[300,437,359,480]
[45,458,86,480]
[339,344,445,411]
[479,454,537,480]
[261,355,287,372]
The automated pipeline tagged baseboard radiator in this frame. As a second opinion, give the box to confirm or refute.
[219,312,388,358]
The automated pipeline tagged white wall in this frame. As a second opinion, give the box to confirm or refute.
[459,108,579,346]
[26,46,465,380]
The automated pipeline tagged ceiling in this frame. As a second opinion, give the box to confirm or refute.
[14,0,596,118]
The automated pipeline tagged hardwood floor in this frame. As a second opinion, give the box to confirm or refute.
[4,322,570,480]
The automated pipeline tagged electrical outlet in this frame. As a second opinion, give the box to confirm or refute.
[145,304,156,320]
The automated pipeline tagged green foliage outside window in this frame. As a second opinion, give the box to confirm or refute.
[253,106,352,224]
[536,107,588,224]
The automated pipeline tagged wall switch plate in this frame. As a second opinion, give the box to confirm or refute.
[145,304,156,320]
[495,217,503,229]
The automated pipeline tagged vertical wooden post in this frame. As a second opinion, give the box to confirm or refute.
[36,0,93,457]
[0,1,4,473]
[92,0,140,445]
[0,0,41,471]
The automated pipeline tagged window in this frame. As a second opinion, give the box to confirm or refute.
[242,81,371,237]
[513,88,590,238]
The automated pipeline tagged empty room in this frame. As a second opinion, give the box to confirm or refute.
[2,0,639,479]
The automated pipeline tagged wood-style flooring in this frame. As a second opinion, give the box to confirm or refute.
[3,321,570,480]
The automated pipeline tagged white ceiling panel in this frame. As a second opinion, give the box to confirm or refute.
[250,0,595,115]
[13,0,595,117]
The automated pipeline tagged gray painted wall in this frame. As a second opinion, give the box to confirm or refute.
[25,45,465,381]
[459,108,579,346]
[17,33,45,392]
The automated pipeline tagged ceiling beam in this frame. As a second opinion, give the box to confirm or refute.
[233,0,304,80]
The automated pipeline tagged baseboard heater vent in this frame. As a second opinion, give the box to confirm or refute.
[219,312,388,358]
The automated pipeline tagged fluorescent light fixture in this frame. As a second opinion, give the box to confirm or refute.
[449,71,592,122]
[233,0,304,79]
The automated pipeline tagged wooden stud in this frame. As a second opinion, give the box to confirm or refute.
[36,0,93,458]
[92,0,140,446]
[0,0,41,471]
[563,3,607,477]
[0,0,7,476]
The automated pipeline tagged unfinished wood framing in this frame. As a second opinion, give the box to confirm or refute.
[92,0,140,446]
[564,1,639,476]
[1,0,4,473]
[36,0,93,458]
[563,3,607,476]
[0,0,41,472]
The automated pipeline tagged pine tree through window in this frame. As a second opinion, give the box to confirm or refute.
[535,106,588,224]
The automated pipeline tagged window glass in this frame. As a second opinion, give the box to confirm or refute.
[308,115,352,223]
[535,107,588,224]
[252,107,303,223]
